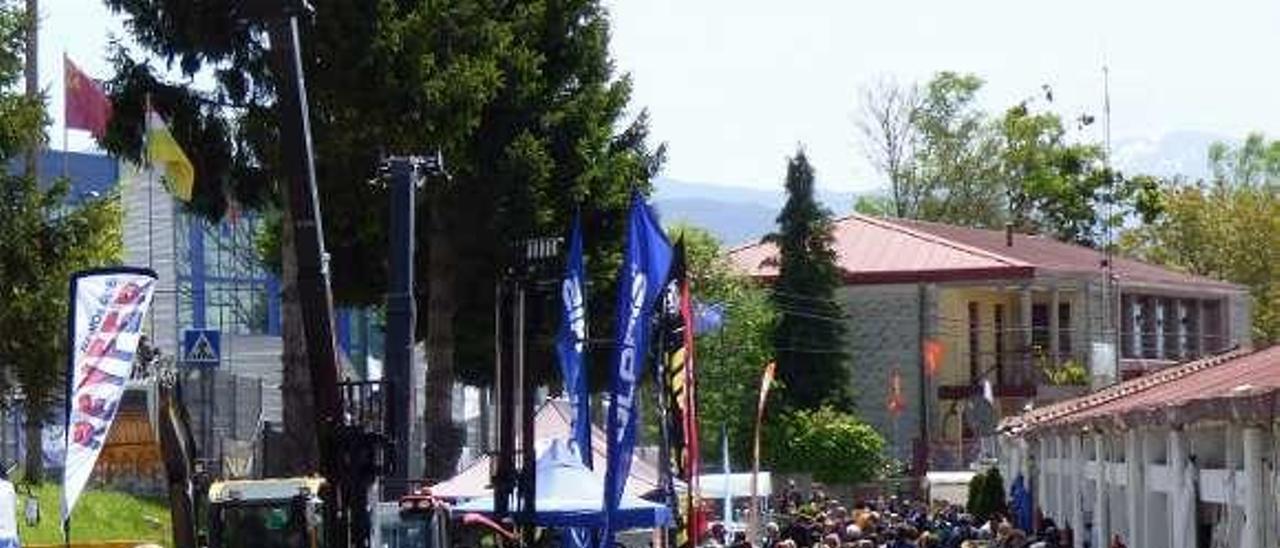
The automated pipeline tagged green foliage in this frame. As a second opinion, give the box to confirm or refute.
[1039,358,1089,386]
[764,406,884,485]
[104,0,660,476]
[17,484,171,545]
[908,72,1003,225]
[858,72,1156,247]
[852,194,893,217]
[0,1,121,484]
[966,467,1009,522]
[767,149,850,411]
[1122,138,1280,345]
[667,225,775,464]
[102,0,659,377]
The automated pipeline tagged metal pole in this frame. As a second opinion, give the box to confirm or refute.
[917,284,930,478]
[517,283,536,542]
[495,280,514,518]
[383,158,416,498]
[653,316,676,548]
[264,8,347,546]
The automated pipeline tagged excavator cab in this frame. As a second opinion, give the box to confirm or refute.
[207,477,327,548]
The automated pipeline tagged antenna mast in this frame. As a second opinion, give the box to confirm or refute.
[1100,65,1117,384]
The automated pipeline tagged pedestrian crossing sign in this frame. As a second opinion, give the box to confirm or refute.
[183,329,221,367]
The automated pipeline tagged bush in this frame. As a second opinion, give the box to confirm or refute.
[764,406,884,485]
[966,467,1008,522]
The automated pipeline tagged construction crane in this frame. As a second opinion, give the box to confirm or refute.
[151,2,429,547]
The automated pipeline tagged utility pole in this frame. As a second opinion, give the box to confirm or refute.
[383,158,417,500]
[382,154,445,499]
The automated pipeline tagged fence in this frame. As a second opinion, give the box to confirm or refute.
[180,368,265,479]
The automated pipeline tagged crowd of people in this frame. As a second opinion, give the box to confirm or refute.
[699,481,1080,548]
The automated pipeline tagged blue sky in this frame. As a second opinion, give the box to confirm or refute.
[42,0,1280,191]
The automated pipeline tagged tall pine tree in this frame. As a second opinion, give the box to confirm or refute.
[100,0,661,478]
[767,148,851,411]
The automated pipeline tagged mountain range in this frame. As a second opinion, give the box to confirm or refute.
[652,177,860,246]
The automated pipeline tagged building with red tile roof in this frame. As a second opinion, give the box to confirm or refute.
[728,214,1250,474]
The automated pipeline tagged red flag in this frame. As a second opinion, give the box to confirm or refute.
[65,56,113,139]
[923,338,944,377]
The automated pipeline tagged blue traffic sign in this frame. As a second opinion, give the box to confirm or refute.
[183,329,221,367]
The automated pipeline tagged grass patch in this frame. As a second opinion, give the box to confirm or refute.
[15,483,171,546]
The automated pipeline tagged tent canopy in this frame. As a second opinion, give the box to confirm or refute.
[454,439,672,530]
[696,472,771,499]
[431,400,662,499]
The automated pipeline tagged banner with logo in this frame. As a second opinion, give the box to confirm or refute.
[556,214,591,467]
[62,268,158,524]
[603,197,672,546]
[556,214,593,548]
[661,240,702,548]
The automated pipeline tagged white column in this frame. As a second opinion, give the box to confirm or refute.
[1169,429,1191,548]
[1038,436,1051,519]
[1242,427,1266,548]
[1057,434,1068,523]
[1020,437,1032,482]
[1094,432,1110,548]
[1071,434,1085,548]
[1125,428,1144,548]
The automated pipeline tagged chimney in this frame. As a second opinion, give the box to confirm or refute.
[1005,223,1014,247]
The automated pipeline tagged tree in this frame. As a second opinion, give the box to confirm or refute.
[856,77,919,218]
[966,467,1008,522]
[1122,136,1280,345]
[764,406,884,485]
[666,225,775,465]
[992,98,1108,245]
[856,72,1158,247]
[767,149,850,411]
[0,0,122,482]
[101,0,660,478]
[909,72,1003,226]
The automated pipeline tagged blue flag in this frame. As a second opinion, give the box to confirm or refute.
[603,197,672,545]
[557,214,592,468]
[557,215,594,548]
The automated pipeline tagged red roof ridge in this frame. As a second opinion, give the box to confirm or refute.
[1001,346,1253,434]
[843,214,1032,268]
[726,237,768,255]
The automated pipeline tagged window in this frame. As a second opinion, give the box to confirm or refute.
[994,304,1005,383]
[968,302,980,380]
[1031,303,1050,355]
[1058,302,1072,357]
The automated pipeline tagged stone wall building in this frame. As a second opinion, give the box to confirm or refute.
[729,214,1250,473]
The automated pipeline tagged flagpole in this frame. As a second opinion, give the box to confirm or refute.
[748,362,775,547]
[61,52,69,180]
[145,95,155,342]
